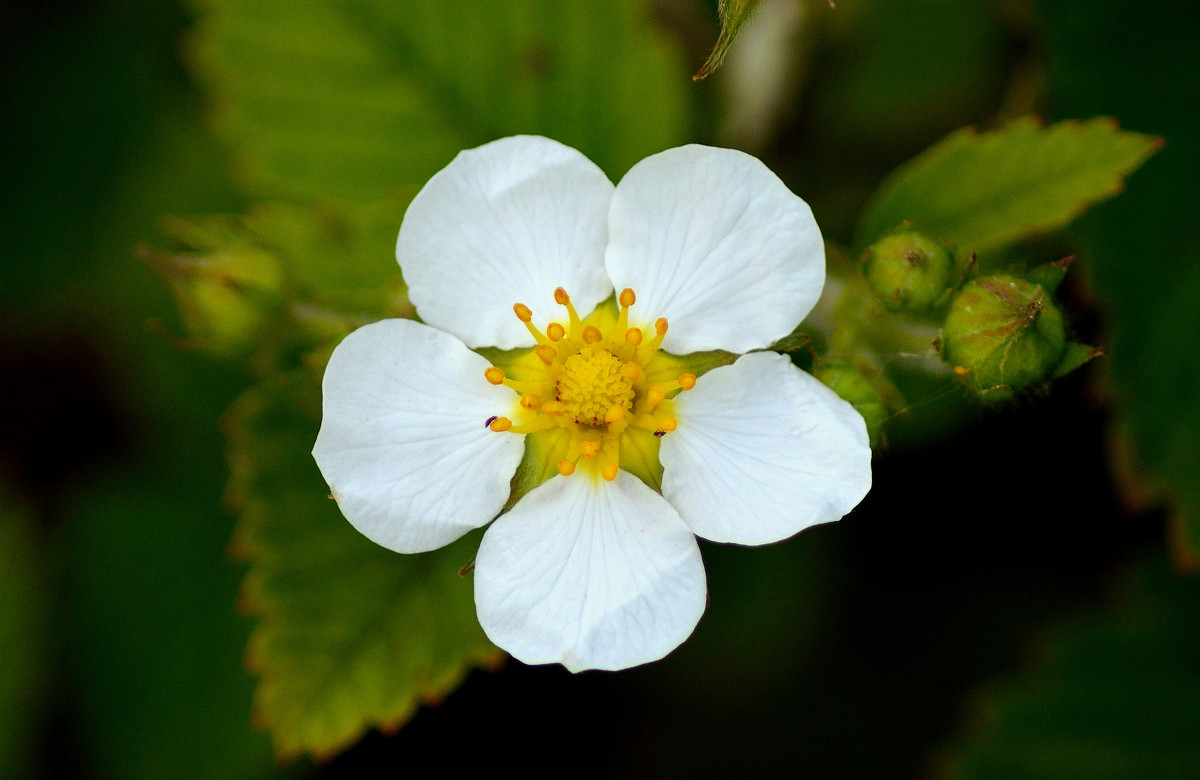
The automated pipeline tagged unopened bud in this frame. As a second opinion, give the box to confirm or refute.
[862,229,954,312]
[813,361,895,445]
[941,275,1066,401]
[146,237,282,356]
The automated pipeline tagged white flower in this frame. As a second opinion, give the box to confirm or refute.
[313,136,872,672]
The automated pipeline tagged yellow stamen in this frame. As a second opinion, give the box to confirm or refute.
[498,377,541,394]
[509,417,562,434]
[637,317,669,361]
[485,285,684,482]
[554,286,582,335]
[523,320,552,345]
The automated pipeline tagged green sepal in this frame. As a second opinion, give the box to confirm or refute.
[766,326,812,354]
[1026,255,1075,294]
[1053,342,1103,379]
[619,427,664,492]
[670,349,738,377]
[502,428,570,512]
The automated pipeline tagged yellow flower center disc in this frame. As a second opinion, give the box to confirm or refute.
[482,286,696,482]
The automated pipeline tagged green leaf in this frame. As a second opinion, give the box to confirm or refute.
[187,0,690,203]
[227,370,501,759]
[694,0,761,80]
[854,117,1161,256]
[0,490,46,779]
[937,557,1200,779]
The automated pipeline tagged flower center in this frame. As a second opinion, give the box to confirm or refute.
[482,287,696,482]
[557,346,634,425]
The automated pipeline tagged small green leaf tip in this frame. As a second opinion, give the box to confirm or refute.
[694,0,762,80]
[862,227,956,312]
[941,275,1066,402]
[1026,255,1074,294]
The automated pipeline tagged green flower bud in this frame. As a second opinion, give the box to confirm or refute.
[147,244,282,356]
[862,229,954,312]
[941,275,1066,401]
[813,360,896,445]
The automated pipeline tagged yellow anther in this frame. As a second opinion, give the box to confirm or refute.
[535,344,557,365]
[622,362,641,383]
[604,404,626,424]
[554,287,571,305]
[580,440,601,458]
[619,288,636,308]
[557,458,576,476]
[489,417,513,432]
[519,393,540,410]
[954,365,970,376]
[582,325,603,344]
[547,322,565,342]
[602,461,619,481]
[541,400,566,416]
[679,373,697,391]
[624,327,643,346]
[658,416,677,432]
[655,318,668,335]
[645,387,665,406]
[513,303,533,322]
[484,367,505,385]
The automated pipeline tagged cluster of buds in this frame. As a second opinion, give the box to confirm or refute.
[858,225,1097,403]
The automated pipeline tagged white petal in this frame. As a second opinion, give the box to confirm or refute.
[397,136,615,349]
[312,319,524,553]
[474,471,706,672]
[605,145,825,354]
[661,351,871,545]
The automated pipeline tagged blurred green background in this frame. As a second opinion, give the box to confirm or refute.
[2,0,1197,777]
